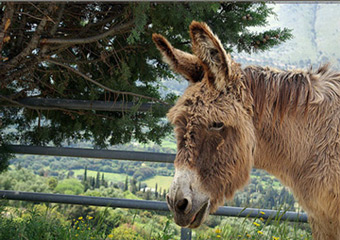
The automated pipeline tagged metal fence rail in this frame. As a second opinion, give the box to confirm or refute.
[0,190,308,222]
[1,98,169,112]
[7,145,176,163]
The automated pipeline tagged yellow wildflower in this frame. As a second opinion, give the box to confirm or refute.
[75,234,79,237]
[75,221,79,225]
[78,216,83,220]
[108,234,113,238]
[88,227,91,230]
[260,217,265,221]
[257,231,263,235]
[216,235,221,238]
[253,222,260,227]
[215,228,221,234]
[260,211,265,215]
[246,233,251,238]
[88,216,93,220]
[77,227,80,230]
[272,237,279,240]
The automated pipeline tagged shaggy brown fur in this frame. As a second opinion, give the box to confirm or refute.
[153,21,340,239]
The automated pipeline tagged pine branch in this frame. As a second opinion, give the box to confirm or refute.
[2,5,53,74]
[45,59,168,105]
[41,20,134,45]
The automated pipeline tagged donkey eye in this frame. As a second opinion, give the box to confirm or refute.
[210,122,224,130]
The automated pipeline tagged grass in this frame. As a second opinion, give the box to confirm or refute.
[194,212,312,240]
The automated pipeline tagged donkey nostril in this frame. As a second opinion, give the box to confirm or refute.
[176,198,190,213]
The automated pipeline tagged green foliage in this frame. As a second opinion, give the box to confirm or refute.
[54,179,84,195]
[0,205,70,240]
[109,224,144,240]
[133,166,156,181]
[0,169,49,193]
[0,143,13,173]
[47,177,58,191]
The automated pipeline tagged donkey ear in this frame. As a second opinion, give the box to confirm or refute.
[189,21,234,90]
[152,33,204,83]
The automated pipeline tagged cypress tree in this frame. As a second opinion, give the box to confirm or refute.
[155,183,158,198]
[84,166,87,182]
[90,177,95,189]
[124,176,128,192]
[95,171,100,188]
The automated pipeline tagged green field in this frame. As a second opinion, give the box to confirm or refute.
[143,175,173,191]
[73,169,127,183]
[72,169,173,191]
[159,139,176,149]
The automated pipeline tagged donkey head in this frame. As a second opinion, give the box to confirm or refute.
[153,21,256,228]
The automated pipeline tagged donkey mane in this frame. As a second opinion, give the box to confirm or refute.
[244,64,340,122]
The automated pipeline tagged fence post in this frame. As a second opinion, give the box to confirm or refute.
[180,228,192,240]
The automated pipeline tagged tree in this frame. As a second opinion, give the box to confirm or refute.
[101,173,108,187]
[130,177,137,194]
[158,187,162,200]
[0,2,292,172]
[67,170,74,178]
[0,144,13,173]
[95,171,100,188]
[155,183,158,198]
[54,178,84,195]
[138,181,141,191]
[90,177,95,189]
[84,166,88,182]
[124,176,128,192]
[47,177,58,191]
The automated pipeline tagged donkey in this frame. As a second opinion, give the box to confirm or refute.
[152,21,340,239]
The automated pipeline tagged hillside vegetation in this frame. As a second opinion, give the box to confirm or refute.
[0,168,311,239]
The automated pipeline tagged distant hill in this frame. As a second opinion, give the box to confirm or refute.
[235,3,340,70]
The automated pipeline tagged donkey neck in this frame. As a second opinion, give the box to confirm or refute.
[243,65,340,187]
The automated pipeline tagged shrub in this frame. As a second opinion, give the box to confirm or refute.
[54,179,84,195]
